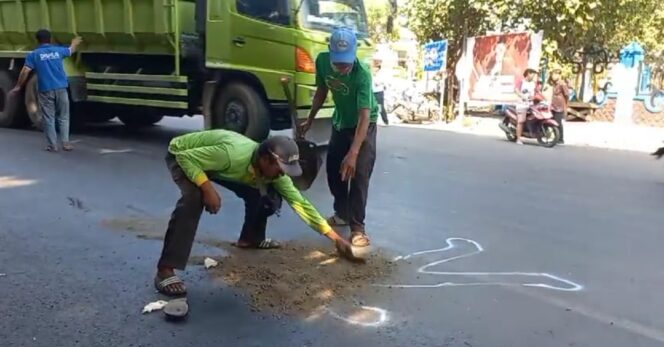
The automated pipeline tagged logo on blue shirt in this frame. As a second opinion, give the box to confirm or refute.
[26,44,71,92]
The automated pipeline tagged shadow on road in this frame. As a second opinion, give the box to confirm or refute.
[72,117,201,146]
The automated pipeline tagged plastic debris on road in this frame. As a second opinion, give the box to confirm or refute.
[204,257,219,269]
[142,300,168,314]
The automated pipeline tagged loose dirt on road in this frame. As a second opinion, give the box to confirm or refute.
[102,216,397,318]
[197,240,395,318]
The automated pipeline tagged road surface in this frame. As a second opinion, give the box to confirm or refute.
[1,117,663,347]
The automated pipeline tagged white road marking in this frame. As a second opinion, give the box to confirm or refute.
[379,238,583,291]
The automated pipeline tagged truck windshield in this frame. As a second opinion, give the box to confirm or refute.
[299,0,369,38]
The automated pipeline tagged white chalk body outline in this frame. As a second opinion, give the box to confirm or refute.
[377,238,583,292]
[326,306,389,327]
[328,237,582,327]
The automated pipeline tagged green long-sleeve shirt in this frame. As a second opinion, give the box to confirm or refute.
[168,129,333,235]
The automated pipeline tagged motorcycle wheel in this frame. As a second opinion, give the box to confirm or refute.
[537,124,561,148]
[500,119,517,142]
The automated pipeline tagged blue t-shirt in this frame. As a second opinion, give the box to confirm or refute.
[25,44,71,92]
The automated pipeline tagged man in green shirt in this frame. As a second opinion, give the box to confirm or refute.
[300,27,379,248]
[155,129,356,296]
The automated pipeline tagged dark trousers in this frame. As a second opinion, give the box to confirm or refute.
[158,153,280,270]
[374,91,389,125]
[552,110,565,142]
[326,123,377,233]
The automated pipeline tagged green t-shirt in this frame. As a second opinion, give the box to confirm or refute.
[315,52,379,130]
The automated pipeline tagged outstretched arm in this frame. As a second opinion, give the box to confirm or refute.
[13,66,33,92]
[273,176,358,260]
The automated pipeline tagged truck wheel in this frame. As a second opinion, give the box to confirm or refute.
[118,112,164,128]
[24,74,42,130]
[213,82,270,141]
[0,71,28,128]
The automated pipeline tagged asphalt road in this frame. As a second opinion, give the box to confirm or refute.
[1,117,663,347]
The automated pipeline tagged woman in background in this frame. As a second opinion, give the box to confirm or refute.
[548,69,569,144]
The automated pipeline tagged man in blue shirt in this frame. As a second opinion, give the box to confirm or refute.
[12,29,82,152]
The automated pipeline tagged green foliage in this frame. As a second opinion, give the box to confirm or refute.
[404,0,520,72]
[404,0,664,68]
[366,0,400,43]
[520,0,663,62]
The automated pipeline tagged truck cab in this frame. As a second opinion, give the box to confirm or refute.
[0,0,373,144]
[202,0,374,144]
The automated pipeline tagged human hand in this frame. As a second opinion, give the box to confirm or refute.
[72,36,83,46]
[201,182,221,214]
[340,151,358,182]
[299,118,313,136]
[334,238,364,262]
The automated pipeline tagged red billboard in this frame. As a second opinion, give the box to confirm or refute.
[458,31,544,104]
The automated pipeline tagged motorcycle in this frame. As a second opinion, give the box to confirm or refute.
[499,101,561,148]
[387,81,441,123]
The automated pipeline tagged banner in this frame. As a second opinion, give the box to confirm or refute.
[459,31,543,104]
[423,40,448,72]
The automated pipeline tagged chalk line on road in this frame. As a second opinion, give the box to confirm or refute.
[326,306,389,327]
[378,237,583,292]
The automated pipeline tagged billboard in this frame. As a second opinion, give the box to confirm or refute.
[458,31,544,104]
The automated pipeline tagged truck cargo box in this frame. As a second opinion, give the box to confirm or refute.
[0,0,195,55]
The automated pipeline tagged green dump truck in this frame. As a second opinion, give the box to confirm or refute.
[0,0,373,143]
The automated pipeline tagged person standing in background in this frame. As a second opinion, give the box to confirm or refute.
[548,69,569,144]
[300,28,379,248]
[372,59,389,125]
[12,29,82,152]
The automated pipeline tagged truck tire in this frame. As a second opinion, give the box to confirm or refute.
[213,82,270,141]
[24,74,42,130]
[25,74,89,130]
[118,112,164,128]
[0,70,28,128]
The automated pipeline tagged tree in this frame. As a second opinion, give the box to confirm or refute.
[404,0,664,106]
[520,0,662,62]
[365,0,400,43]
[403,0,521,119]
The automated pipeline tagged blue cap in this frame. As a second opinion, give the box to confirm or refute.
[329,28,358,64]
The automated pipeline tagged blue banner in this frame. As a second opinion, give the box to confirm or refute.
[423,40,448,72]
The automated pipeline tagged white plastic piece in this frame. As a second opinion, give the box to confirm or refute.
[142,300,168,314]
[204,257,219,269]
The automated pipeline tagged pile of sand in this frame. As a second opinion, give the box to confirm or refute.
[200,240,395,317]
[102,216,396,318]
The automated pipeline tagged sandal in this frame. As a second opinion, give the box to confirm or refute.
[327,214,348,227]
[233,238,281,249]
[154,275,187,297]
[63,143,74,151]
[45,146,58,152]
[350,232,371,247]
[164,298,189,321]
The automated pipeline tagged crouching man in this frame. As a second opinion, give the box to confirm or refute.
[155,129,356,296]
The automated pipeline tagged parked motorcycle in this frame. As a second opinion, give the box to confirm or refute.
[387,81,441,123]
[499,102,561,148]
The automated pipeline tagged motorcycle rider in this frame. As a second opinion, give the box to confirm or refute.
[514,68,544,144]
